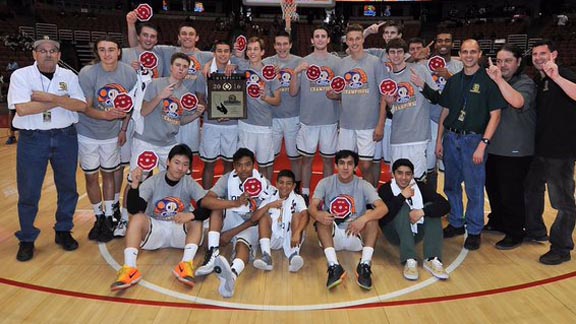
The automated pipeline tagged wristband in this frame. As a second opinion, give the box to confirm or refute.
[481,138,490,145]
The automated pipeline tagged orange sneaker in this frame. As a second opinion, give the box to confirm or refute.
[110,265,141,291]
[173,261,195,287]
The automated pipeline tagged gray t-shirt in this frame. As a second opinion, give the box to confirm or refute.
[134,77,201,146]
[338,53,387,130]
[298,53,342,126]
[121,46,167,79]
[161,46,213,80]
[139,170,207,221]
[388,63,437,144]
[427,58,463,122]
[488,74,536,157]
[263,54,302,119]
[242,67,281,126]
[313,174,381,228]
[77,62,137,140]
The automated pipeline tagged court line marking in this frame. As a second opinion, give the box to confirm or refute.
[98,242,468,311]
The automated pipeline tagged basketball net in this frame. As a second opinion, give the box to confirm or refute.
[281,0,297,34]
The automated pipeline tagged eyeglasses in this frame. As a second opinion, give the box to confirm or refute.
[35,49,59,55]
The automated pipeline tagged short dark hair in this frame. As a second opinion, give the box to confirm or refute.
[93,36,122,62]
[275,30,292,43]
[178,22,197,34]
[386,38,408,53]
[498,44,525,76]
[312,25,330,38]
[408,37,425,47]
[383,20,404,35]
[532,39,557,53]
[214,40,232,50]
[170,52,191,65]
[392,158,414,173]
[345,24,364,35]
[233,148,255,163]
[277,169,296,183]
[168,144,193,163]
[136,23,160,36]
[335,150,359,167]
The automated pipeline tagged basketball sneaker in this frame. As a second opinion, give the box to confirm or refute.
[423,257,449,280]
[195,247,219,276]
[253,252,273,271]
[112,202,121,223]
[113,219,128,238]
[173,261,196,287]
[355,261,372,290]
[326,263,346,289]
[98,216,115,243]
[111,265,141,291]
[288,253,304,272]
[403,258,419,281]
[88,214,104,241]
[214,256,236,298]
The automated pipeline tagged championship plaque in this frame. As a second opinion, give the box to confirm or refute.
[207,73,247,120]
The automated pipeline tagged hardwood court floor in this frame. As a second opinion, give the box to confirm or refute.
[0,135,575,323]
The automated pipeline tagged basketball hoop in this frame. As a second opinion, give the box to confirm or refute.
[281,0,297,33]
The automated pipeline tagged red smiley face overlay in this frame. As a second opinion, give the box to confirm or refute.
[247,84,261,99]
[330,76,346,93]
[330,197,353,219]
[235,35,247,52]
[243,178,262,197]
[135,3,153,22]
[306,65,321,81]
[262,65,277,81]
[137,151,159,172]
[113,93,134,113]
[428,56,446,72]
[180,93,198,111]
[379,78,399,96]
[139,51,158,70]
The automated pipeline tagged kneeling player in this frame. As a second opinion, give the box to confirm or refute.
[252,170,309,272]
[110,144,217,291]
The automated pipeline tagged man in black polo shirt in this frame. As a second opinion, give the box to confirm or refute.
[524,39,576,265]
[435,39,505,250]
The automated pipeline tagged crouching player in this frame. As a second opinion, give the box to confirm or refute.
[110,144,217,291]
[252,170,309,272]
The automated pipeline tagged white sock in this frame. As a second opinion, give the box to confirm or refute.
[208,231,220,249]
[290,245,300,256]
[92,202,103,216]
[231,258,245,277]
[361,247,374,264]
[182,243,199,262]
[124,247,139,268]
[324,247,338,265]
[301,188,310,195]
[114,193,120,204]
[120,207,129,221]
[259,238,271,255]
[104,200,114,217]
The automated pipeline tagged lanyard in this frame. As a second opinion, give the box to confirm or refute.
[460,72,477,112]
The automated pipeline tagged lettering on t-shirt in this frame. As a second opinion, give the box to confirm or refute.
[343,68,369,94]
[161,96,183,125]
[391,82,417,113]
[153,196,185,220]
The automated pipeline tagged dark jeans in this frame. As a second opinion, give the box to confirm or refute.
[15,125,79,242]
[485,154,532,239]
[524,156,576,254]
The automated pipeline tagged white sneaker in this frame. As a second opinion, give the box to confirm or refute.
[195,247,219,276]
[214,255,236,298]
[253,252,273,271]
[403,258,419,281]
[423,257,449,280]
[113,219,127,237]
[288,254,304,272]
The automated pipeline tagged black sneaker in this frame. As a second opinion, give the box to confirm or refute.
[196,246,220,276]
[539,250,571,265]
[112,202,121,223]
[464,234,481,250]
[55,231,79,251]
[16,241,34,262]
[524,234,548,244]
[88,214,104,241]
[495,236,522,250]
[5,136,16,145]
[443,224,465,238]
[326,263,346,289]
[355,262,372,290]
[98,216,115,243]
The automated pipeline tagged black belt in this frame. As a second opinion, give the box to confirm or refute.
[446,127,478,135]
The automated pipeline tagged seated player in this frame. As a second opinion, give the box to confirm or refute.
[378,159,450,281]
[110,144,217,291]
[252,169,309,272]
[309,150,388,290]
[194,148,274,298]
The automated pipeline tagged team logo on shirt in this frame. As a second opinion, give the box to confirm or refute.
[97,83,129,110]
[278,68,294,88]
[383,62,394,73]
[245,69,265,98]
[392,82,417,112]
[329,194,356,224]
[344,68,369,90]
[161,96,183,124]
[154,196,185,220]
[186,56,203,79]
[59,82,68,91]
[431,74,447,92]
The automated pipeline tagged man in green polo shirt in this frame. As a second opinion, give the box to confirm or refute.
[435,39,506,250]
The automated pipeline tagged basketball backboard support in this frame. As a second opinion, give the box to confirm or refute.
[242,0,335,8]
